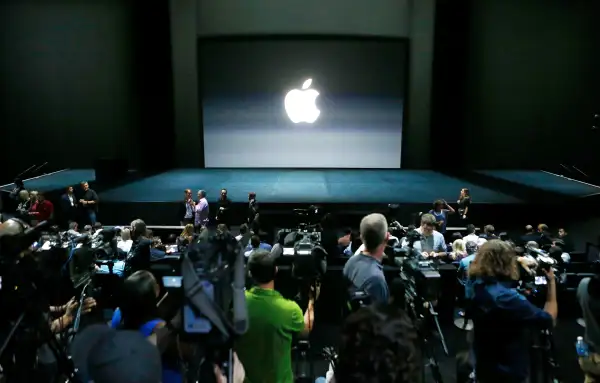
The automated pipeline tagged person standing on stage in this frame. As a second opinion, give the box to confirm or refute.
[195,190,209,230]
[29,192,54,225]
[9,178,25,201]
[248,192,259,225]
[429,199,455,234]
[216,188,232,227]
[457,188,471,220]
[180,189,195,226]
[79,181,99,225]
[61,186,78,226]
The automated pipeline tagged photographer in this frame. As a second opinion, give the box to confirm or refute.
[236,249,315,383]
[468,240,557,383]
[343,213,390,304]
[400,214,447,259]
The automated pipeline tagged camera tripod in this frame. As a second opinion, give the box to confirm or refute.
[293,278,319,383]
[0,307,79,383]
[406,295,448,383]
[529,327,561,383]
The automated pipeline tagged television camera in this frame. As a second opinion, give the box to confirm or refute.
[512,244,562,383]
[521,245,563,292]
[0,219,80,382]
[161,228,247,383]
[394,229,446,383]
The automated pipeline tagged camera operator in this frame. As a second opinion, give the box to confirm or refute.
[343,214,390,304]
[577,264,600,381]
[400,214,447,260]
[0,219,96,382]
[468,240,557,383]
[236,249,315,383]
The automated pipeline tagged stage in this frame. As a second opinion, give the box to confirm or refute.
[2,168,599,230]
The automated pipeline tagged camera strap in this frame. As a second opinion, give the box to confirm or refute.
[181,254,233,338]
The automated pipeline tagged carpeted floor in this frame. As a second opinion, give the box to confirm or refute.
[99,169,521,204]
[3,169,596,205]
[476,170,600,197]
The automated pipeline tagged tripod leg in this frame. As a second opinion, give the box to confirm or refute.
[424,339,444,383]
[430,307,449,356]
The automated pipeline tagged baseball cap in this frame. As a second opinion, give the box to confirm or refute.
[71,325,161,383]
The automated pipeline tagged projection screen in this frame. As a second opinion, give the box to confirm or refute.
[200,38,407,168]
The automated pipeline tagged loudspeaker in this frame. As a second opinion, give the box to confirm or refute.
[94,158,128,184]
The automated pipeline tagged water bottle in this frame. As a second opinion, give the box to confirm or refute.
[576,336,589,357]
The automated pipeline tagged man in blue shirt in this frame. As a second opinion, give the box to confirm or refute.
[245,234,272,257]
[343,213,390,304]
[428,199,455,234]
[401,213,447,259]
[468,240,557,383]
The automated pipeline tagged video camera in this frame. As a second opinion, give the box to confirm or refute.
[524,245,561,284]
[0,219,81,381]
[161,228,247,382]
[395,230,442,303]
[291,232,327,280]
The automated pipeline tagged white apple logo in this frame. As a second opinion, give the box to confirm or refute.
[284,79,320,124]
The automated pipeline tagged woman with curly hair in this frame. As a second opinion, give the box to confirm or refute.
[468,240,557,383]
[323,304,422,383]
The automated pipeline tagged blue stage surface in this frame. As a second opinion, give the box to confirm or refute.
[99,169,521,204]
[475,170,600,197]
[2,168,596,204]
[2,167,595,230]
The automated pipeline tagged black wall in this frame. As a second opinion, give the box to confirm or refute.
[433,0,600,170]
[0,0,173,182]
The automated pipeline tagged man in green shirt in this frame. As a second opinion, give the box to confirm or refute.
[236,249,314,383]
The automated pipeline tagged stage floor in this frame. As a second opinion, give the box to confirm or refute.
[3,168,599,204]
[99,169,525,204]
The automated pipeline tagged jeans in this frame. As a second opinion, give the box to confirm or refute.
[88,211,97,225]
[315,378,326,383]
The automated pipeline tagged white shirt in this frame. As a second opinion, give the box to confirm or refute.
[117,239,133,253]
[463,233,479,244]
[68,194,75,207]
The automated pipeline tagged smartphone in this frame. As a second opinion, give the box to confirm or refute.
[534,276,547,285]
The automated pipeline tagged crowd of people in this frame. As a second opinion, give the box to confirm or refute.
[2,180,99,227]
[0,180,598,383]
